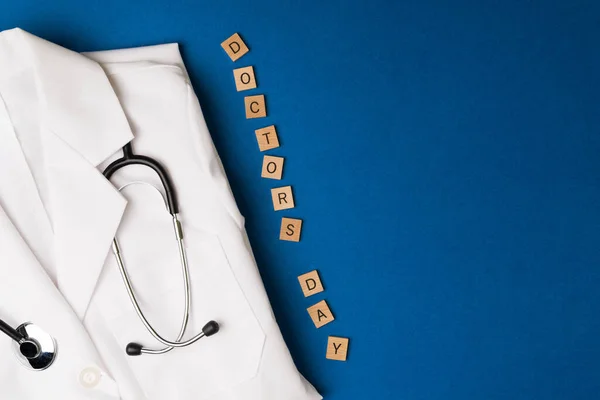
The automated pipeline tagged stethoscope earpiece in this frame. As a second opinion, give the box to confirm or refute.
[126,342,143,356]
[202,320,220,337]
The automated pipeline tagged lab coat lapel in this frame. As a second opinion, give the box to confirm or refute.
[17,28,134,319]
[46,135,127,321]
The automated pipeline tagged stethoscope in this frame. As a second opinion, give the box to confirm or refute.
[1,142,219,370]
[103,142,219,356]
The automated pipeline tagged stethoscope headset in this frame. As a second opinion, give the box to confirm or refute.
[0,142,219,370]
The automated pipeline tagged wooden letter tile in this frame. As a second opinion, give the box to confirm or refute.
[261,155,284,180]
[280,217,302,242]
[233,66,257,91]
[221,33,249,61]
[245,94,267,119]
[271,186,294,211]
[326,336,349,361]
[255,125,280,151]
[298,270,324,297]
[307,300,334,328]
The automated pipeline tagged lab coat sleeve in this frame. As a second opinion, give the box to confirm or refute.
[0,205,121,399]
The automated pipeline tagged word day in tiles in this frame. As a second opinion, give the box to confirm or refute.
[221,33,350,362]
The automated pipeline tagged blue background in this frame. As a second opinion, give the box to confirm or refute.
[2,1,600,399]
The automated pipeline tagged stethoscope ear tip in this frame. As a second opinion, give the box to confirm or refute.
[202,321,219,337]
[126,342,143,356]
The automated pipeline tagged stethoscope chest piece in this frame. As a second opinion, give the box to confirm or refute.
[12,323,57,371]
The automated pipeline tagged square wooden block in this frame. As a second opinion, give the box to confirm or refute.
[307,300,334,328]
[326,336,349,361]
[245,94,267,119]
[261,155,284,180]
[233,66,257,91]
[255,125,280,152]
[221,33,249,61]
[298,270,324,297]
[280,217,302,242]
[271,186,295,211]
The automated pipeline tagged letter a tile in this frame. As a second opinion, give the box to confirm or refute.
[307,300,334,328]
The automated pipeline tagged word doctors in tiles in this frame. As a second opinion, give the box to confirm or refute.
[221,32,349,362]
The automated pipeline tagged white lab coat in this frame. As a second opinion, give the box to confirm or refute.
[0,28,321,400]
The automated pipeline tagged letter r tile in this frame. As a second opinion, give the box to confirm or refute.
[271,186,294,211]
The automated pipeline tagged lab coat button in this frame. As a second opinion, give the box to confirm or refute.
[79,366,101,388]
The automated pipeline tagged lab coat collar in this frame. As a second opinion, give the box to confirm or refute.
[12,28,134,166]
[0,28,133,319]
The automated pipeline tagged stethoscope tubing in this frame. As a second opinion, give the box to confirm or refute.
[104,143,218,356]
[0,319,25,342]
[111,214,207,350]
[112,182,191,354]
